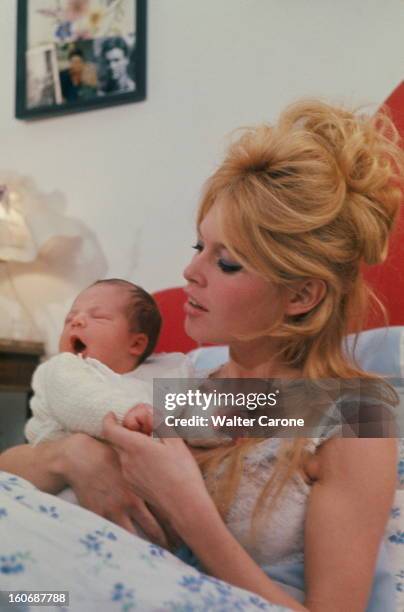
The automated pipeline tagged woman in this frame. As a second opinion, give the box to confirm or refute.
[1,100,403,611]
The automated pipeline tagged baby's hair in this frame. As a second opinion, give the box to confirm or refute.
[91,279,162,364]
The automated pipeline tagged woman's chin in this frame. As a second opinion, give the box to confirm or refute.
[185,318,209,343]
[184,318,226,346]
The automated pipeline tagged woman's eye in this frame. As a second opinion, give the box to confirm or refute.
[218,260,243,273]
[192,242,203,253]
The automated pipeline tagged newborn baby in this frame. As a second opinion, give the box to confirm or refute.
[25,278,194,446]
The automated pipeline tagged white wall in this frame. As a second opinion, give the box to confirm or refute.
[0,0,402,352]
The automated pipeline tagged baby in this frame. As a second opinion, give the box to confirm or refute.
[25,278,194,446]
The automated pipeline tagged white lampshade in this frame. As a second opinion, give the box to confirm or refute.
[0,187,37,262]
[0,173,103,265]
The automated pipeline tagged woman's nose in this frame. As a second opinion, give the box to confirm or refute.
[183,256,207,287]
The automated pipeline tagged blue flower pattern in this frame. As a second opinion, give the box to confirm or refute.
[0,552,33,574]
[111,583,136,611]
[389,530,404,545]
[1,469,403,610]
[387,440,404,609]
[396,570,404,593]
[0,474,24,492]
[38,504,59,519]
[391,506,401,519]
[149,543,167,558]
[79,526,120,574]
[398,461,404,487]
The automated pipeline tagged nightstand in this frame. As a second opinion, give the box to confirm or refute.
[0,338,44,391]
[0,338,44,451]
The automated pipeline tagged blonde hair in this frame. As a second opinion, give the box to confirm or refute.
[194,100,403,533]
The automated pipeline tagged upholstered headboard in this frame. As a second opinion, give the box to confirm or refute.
[363,82,404,327]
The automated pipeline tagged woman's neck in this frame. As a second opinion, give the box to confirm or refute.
[218,339,301,379]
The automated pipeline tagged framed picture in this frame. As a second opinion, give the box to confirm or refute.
[15,0,146,119]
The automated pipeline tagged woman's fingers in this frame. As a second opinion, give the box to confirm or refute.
[103,412,151,450]
[110,512,138,535]
[107,507,167,548]
[129,502,169,548]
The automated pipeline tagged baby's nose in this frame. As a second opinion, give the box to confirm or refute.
[71,313,87,327]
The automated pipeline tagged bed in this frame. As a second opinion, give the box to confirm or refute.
[1,82,403,612]
[1,325,403,611]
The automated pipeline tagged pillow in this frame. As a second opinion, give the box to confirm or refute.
[188,345,229,372]
[188,326,404,377]
[344,326,404,377]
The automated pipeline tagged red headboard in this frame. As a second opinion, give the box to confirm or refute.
[153,287,198,353]
[363,82,404,327]
[153,83,404,353]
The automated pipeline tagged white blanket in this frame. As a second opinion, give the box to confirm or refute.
[25,352,195,444]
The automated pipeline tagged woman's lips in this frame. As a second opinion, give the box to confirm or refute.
[184,297,208,316]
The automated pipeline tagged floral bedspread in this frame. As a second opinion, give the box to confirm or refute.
[1,437,403,611]
[0,471,290,612]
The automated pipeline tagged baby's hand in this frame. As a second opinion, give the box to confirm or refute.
[123,403,153,435]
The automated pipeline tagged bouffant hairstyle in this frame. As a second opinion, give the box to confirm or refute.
[193,100,403,532]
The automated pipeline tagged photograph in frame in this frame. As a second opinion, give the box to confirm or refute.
[15,0,146,119]
[26,44,62,109]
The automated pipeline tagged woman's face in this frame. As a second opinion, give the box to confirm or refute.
[183,203,284,345]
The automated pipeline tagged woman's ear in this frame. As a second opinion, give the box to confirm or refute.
[129,333,149,357]
[284,279,327,316]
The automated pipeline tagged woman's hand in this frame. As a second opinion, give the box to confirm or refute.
[102,413,308,611]
[61,432,169,546]
[102,413,215,530]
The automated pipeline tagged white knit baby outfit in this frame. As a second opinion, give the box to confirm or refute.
[25,351,195,444]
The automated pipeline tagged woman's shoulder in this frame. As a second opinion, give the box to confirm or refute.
[297,379,400,483]
[306,435,398,484]
[303,377,399,446]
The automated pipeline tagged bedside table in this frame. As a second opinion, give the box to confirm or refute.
[0,338,44,392]
[0,338,44,451]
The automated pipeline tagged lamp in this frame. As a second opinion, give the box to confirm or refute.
[0,172,107,352]
[0,185,37,262]
[0,184,42,341]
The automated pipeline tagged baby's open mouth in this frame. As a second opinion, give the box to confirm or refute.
[71,336,87,355]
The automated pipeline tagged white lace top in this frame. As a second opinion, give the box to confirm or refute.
[213,436,332,568]
[195,370,392,570]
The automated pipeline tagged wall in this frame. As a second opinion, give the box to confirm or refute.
[0,0,402,352]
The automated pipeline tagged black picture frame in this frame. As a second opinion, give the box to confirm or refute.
[15,0,146,120]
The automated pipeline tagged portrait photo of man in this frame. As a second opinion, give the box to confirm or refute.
[97,36,136,96]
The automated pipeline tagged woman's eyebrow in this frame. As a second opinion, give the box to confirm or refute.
[197,228,227,250]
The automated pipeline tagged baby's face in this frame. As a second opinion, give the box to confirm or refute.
[59,284,139,373]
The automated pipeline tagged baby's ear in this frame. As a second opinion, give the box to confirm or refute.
[129,333,149,357]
